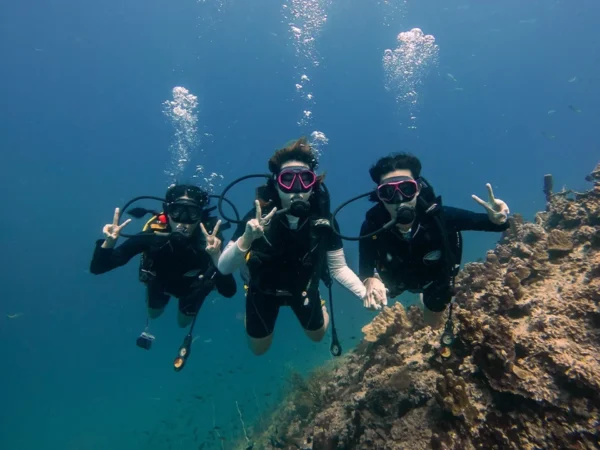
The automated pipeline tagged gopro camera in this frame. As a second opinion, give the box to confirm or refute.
[136,331,155,350]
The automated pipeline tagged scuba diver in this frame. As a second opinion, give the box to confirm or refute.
[90,183,237,332]
[355,153,511,328]
[216,137,373,356]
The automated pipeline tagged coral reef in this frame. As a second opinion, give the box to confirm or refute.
[242,164,600,450]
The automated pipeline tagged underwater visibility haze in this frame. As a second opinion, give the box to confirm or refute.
[1,0,599,449]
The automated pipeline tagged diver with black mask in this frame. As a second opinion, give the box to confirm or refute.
[351,153,511,328]
[90,184,237,360]
[216,137,373,356]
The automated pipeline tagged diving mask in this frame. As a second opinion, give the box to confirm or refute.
[377,177,419,204]
[166,200,203,224]
[277,166,317,194]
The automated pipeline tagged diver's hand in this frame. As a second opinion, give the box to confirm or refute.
[363,277,388,311]
[472,183,510,225]
[237,200,277,251]
[201,220,222,264]
[101,208,131,249]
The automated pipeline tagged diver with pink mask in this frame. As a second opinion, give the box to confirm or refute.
[217,137,372,356]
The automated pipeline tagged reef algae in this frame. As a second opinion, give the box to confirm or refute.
[241,164,600,450]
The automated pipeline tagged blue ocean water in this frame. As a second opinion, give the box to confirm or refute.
[0,0,598,449]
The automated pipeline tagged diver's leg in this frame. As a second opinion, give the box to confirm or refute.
[146,285,169,319]
[245,289,278,356]
[248,334,274,356]
[422,281,451,329]
[177,289,208,328]
[292,292,328,342]
[177,311,194,328]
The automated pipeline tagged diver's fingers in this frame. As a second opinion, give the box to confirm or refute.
[369,298,381,311]
[471,194,494,213]
[363,295,370,309]
[264,207,277,222]
[486,183,497,204]
[381,291,388,306]
[118,218,132,231]
[495,199,509,214]
[112,208,120,226]
[212,220,221,236]
[366,291,375,306]
[255,200,262,221]
[366,293,380,311]
[199,222,209,237]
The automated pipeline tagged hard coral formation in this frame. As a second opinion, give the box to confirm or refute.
[361,302,411,343]
[245,164,600,450]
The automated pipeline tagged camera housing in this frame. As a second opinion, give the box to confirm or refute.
[136,332,155,350]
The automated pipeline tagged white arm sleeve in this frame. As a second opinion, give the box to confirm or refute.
[217,240,247,275]
[326,248,367,299]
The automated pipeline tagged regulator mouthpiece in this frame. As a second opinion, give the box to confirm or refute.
[395,205,416,225]
[289,199,311,218]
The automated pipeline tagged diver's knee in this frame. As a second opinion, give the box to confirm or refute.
[304,305,329,342]
[304,326,326,342]
[148,307,165,319]
[423,306,445,329]
[322,305,330,331]
[248,334,273,356]
[177,312,194,328]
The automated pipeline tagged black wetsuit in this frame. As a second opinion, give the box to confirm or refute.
[90,223,236,316]
[232,209,342,339]
[359,203,509,312]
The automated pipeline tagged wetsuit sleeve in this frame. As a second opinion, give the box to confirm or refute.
[358,219,378,280]
[442,206,510,232]
[325,219,367,299]
[231,209,255,241]
[89,234,153,275]
[217,209,255,275]
[215,272,237,298]
[326,249,366,299]
[325,218,344,251]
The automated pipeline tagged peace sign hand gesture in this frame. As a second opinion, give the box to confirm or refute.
[237,200,277,252]
[102,208,131,248]
[472,183,510,225]
[201,220,222,263]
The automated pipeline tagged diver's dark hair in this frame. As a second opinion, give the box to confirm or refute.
[165,183,209,206]
[268,137,318,174]
[369,153,422,184]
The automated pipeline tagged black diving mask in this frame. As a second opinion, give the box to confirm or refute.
[166,200,203,224]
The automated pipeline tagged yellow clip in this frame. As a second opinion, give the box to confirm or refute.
[440,347,452,359]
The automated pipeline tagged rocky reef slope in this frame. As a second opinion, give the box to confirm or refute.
[247,164,600,450]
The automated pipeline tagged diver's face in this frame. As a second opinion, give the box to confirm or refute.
[168,218,198,235]
[276,160,314,209]
[167,195,201,234]
[379,169,419,219]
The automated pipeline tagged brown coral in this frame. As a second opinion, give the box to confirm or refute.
[547,229,574,258]
[361,302,411,343]
[436,370,478,422]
